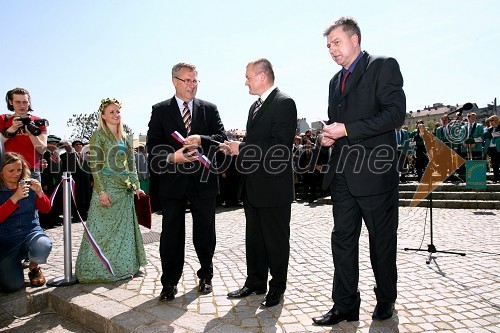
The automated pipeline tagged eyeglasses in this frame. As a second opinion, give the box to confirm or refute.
[175,77,200,85]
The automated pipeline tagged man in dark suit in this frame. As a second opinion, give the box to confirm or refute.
[61,139,93,221]
[147,62,226,301]
[312,17,406,326]
[39,134,63,229]
[224,58,297,308]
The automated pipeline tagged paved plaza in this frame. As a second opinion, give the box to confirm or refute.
[1,201,499,332]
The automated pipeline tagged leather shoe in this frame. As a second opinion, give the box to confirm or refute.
[312,307,359,326]
[227,286,266,298]
[372,302,394,320]
[198,278,213,294]
[260,291,283,307]
[159,284,178,301]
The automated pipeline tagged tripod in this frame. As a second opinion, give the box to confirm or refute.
[404,191,466,264]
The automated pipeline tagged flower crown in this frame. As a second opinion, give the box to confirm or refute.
[98,98,121,113]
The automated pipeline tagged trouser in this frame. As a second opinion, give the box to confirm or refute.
[243,200,291,294]
[330,172,398,312]
[159,195,216,286]
[487,147,499,181]
[0,233,52,292]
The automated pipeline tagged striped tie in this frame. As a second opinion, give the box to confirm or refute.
[182,101,192,134]
[252,98,263,120]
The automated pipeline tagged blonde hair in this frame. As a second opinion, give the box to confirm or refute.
[97,98,125,140]
[0,152,30,187]
[487,115,499,124]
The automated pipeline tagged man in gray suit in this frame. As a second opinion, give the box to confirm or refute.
[312,17,406,326]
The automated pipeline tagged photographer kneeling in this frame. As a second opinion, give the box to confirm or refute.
[0,153,52,292]
[1,87,48,181]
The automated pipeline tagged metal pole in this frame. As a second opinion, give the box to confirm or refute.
[47,172,78,286]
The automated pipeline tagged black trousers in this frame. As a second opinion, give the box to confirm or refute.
[159,194,216,286]
[330,172,398,312]
[487,147,499,181]
[243,200,291,294]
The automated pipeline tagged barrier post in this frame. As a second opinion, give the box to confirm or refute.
[47,172,78,286]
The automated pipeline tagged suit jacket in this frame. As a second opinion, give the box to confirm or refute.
[323,52,406,197]
[483,125,500,154]
[237,88,297,207]
[147,96,226,199]
[396,128,411,155]
[460,122,484,153]
[436,125,451,147]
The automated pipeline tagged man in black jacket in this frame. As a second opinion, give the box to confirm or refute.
[313,17,406,325]
[147,62,226,301]
[224,58,297,307]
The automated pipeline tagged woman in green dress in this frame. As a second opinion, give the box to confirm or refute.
[75,98,147,283]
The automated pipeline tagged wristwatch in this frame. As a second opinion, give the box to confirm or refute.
[2,129,16,138]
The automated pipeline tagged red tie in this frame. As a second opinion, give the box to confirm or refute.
[340,70,351,93]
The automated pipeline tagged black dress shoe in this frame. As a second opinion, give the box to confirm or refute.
[372,302,394,320]
[198,278,213,294]
[260,291,283,307]
[312,307,359,326]
[159,284,178,301]
[227,286,266,298]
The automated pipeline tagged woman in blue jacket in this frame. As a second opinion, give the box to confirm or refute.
[0,152,52,292]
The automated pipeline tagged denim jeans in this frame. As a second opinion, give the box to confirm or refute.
[0,232,52,292]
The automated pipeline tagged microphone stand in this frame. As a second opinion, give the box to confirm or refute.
[404,169,466,264]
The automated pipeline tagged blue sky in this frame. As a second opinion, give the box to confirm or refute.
[1,0,498,139]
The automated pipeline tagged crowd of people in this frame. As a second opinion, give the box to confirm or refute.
[396,111,499,183]
[1,15,499,328]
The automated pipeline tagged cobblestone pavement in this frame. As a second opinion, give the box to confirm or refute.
[1,202,499,332]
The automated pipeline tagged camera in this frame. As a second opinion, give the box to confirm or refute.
[18,115,49,136]
[20,179,32,186]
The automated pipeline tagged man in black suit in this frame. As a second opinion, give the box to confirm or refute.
[147,62,226,301]
[312,17,406,326]
[224,58,297,307]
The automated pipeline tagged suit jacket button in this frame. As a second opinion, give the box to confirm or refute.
[338,104,342,107]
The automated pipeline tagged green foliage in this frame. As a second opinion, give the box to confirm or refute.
[66,112,133,141]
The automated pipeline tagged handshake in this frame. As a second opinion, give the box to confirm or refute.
[218,141,241,156]
[168,135,239,165]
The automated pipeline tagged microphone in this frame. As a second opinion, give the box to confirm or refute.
[447,102,472,117]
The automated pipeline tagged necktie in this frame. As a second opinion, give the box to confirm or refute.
[182,101,192,134]
[51,151,60,163]
[252,98,263,120]
[340,70,351,93]
[397,131,401,145]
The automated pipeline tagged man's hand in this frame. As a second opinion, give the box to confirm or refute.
[170,145,198,163]
[62,141,73,153]
[322,122,346,141]
[218,142,232,155]
[184,135,201,147]
[223,140,241,155]
[318,133,335,147]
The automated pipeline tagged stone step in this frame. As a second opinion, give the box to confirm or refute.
[0,286,50,326]
[399,191,500,201]
[399,182,500,192]
[1,284,252,333]
[317,196,500,209]
[398,198,500,210]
